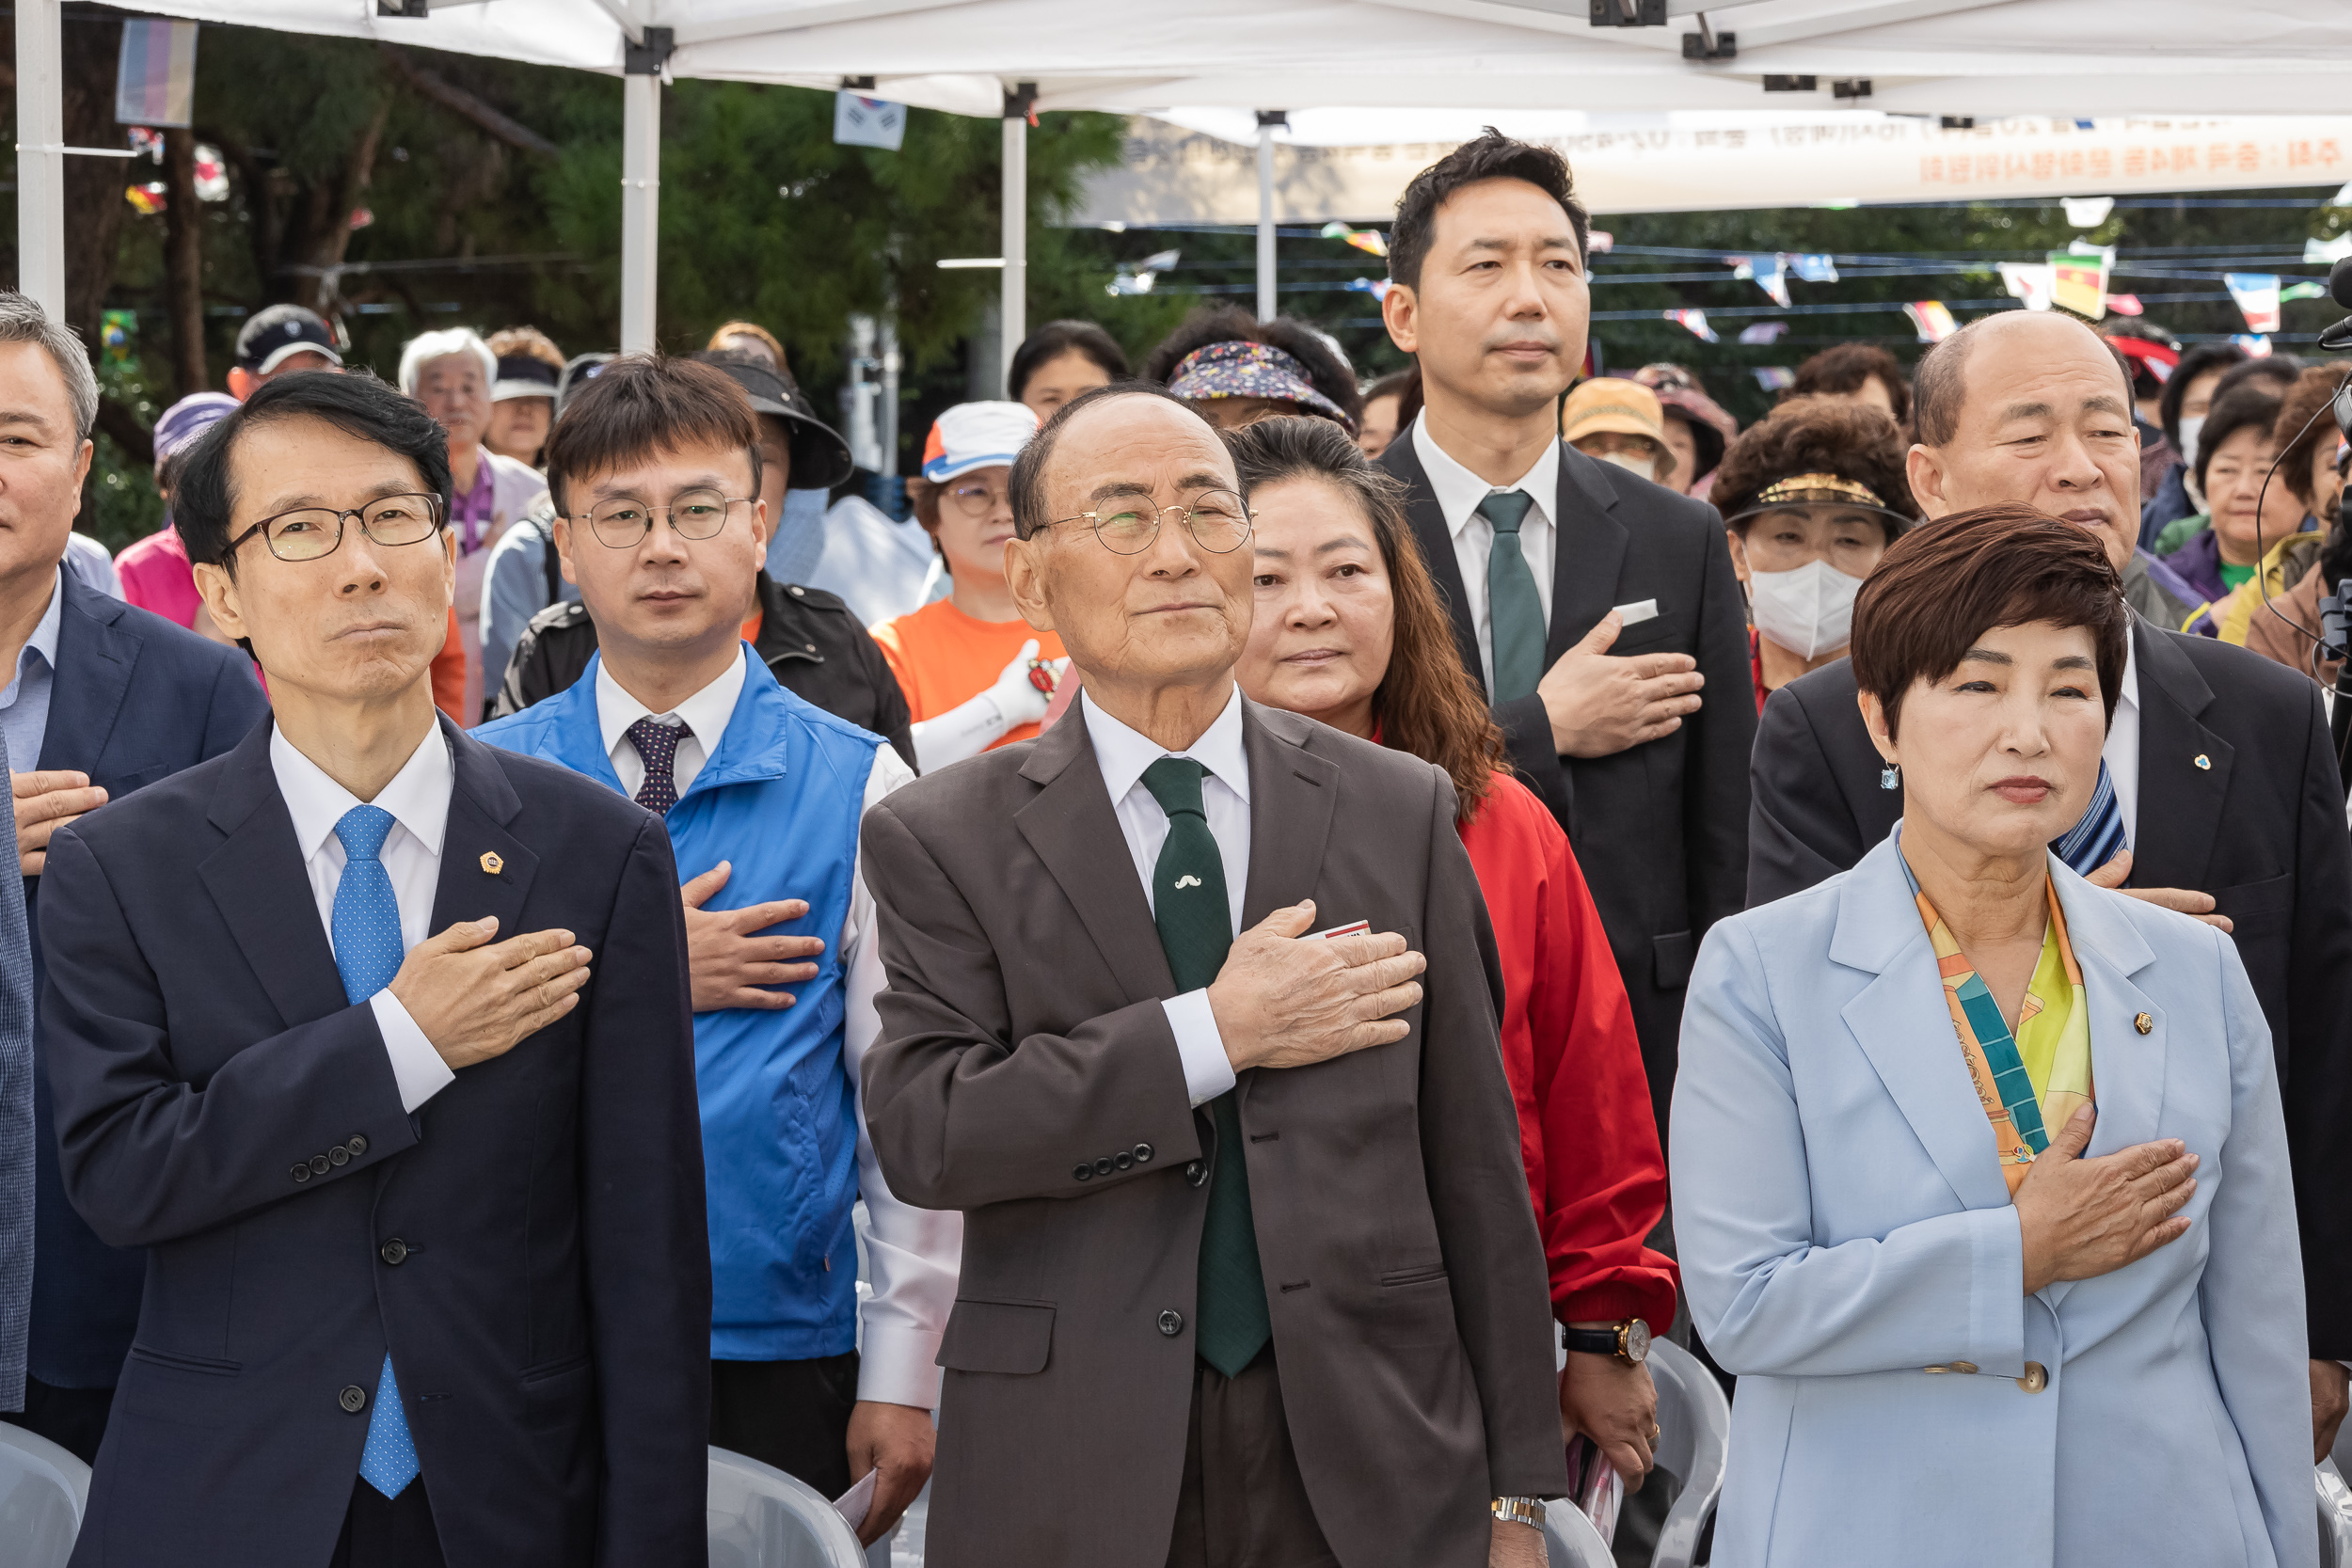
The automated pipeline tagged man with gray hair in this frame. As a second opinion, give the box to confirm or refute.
[0,291,267,1461]
[1747,306,2352,1465]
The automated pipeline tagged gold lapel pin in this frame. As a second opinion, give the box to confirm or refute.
[479,851,504,876]
[2194,754,2211,770]
[2134,1011,2153,1035]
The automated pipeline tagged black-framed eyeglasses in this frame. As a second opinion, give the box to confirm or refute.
[1043,488,1251,555]
[575,488,753,548]
[230,493,445,563]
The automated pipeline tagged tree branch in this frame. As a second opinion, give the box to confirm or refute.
[378,44,560,159]
[94,393,153,467]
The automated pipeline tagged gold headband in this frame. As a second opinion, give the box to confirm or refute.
[1755,472,1884,508]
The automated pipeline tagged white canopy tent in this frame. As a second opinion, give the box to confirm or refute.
[19,0,2352,377]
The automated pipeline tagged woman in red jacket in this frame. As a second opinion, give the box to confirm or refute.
[1227,415,1677,1491]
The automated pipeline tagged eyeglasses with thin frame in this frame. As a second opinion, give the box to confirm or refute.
[230,493,445,563]
[942,480,1010,519]
[1043,488,1252,555]
[574,488,754,548]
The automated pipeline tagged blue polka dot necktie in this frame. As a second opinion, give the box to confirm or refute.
[627,716,691,816]
[331,805,421,1498]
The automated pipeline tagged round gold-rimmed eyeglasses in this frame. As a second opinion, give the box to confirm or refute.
[575,488,754,548]
[229,493,445,563]
[1042,488,1251,555]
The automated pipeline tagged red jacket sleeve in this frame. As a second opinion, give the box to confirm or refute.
[1462,776,1677,1329]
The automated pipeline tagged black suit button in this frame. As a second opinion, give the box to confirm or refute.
[328,1146,349,1166]
[292,1164,311,1184]
[1185,1161,1206,1187]
[338,1385,368,1414]
[309,1154,331,1176]
[1134,1143,1154,1164]
[347,1135,368,1157]
[1114,1151,1134,1171]
[379,1239,408,1266]
[1157,1309,1184,1337]
[1073,1164,1093,1182]
[1093,1156,1115,1177]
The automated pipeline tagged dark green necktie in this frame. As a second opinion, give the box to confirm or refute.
[1482,489,1546,702]
[1139,756,1270,1378]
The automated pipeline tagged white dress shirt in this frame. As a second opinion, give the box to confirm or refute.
[595,648,958,1410]
[2103,635,2142,850]
[1411,412,1560,694]
[1078,686,1250,1108]
[270,721,456,1115]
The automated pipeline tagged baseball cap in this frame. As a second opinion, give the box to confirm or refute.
[153,392,239,464]
[1561,377,1668,451]
[696,354,856,492]
[234,304,342,375]
[492,354,561,402]
[555,353,615,418]
[1166,341,1351,429]
[920,402,1039,483]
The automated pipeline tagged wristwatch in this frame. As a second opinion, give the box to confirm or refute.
[1562,1318,1651,1366]
[1491,1497,1547,1528]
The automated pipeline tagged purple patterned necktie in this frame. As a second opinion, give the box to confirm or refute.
[626,716,691,816]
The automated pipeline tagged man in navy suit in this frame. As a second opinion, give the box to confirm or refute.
[38,368,708,1566]
[0,293,270,1462]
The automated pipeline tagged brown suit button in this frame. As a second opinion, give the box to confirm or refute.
[347,1135,369,1157]
[1134,1143,1154,1164]
[1157,1309,1184,1337]
[1093,1157,1115,1177]
[1114,1151,1134,1171]
[328,1147,350,1166]
[1185,1161,1206,1187]
[309,1155,332,1176]
[338,1385,368,1413]
[292,1164,311,1184]
[1073,1164,1093,1182]
[380,1239,408,1266]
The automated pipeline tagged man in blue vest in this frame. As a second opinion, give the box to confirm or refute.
[477,355,955,1544]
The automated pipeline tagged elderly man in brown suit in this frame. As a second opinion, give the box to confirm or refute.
[859,385,1566,1568]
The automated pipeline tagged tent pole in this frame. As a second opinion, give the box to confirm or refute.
[617,28,673,356]
[15,0,66,321]
[1254,111,1285,322]
[999,82,1035,396]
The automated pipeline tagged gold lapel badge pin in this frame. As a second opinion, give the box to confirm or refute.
[480,851,504,876]
[2134,1011,2153,1035]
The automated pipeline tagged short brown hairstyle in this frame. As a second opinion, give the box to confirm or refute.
[543,354,762,519]
[1387,130,1589,293]
[2272,364,2352,509]
[1850,503,2127,739]
[1789,343,1913,425]
[1220,416,1508,822]
[1709,394,1915,534]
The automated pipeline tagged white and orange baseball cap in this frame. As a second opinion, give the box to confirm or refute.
[921,401,1039,483]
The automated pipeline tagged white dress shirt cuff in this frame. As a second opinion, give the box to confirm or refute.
[371,990,454,1112]
[855,1319,946,1410]
[1163,990,1237,1107]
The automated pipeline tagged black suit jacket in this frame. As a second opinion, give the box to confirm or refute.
[1379,436,1754,1027]
[26,572,271,1391]
[40,717,709,1567]
[1748,622,2352,1357]
[861,699,1565,1568]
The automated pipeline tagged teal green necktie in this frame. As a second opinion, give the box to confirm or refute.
[1481,489,1546,702]
[1139,756,1270,1378]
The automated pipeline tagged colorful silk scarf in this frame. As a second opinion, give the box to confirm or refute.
[1909,868,2095,1196]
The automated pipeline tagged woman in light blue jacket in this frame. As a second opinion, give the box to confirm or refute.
[1674,504,2314,1568]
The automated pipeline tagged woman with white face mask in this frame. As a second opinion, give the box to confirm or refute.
[1708,395,1916,710]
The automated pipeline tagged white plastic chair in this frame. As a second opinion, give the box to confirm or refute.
[0,1420,91,1568]
[1542,1497,1619,1568]
[1645,1338,1729,1568]
[707,1446,869,1568]
[2319,1459,2352,1568]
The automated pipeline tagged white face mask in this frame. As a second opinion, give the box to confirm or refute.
[1748,558,1865,662]
[1593,449,1661,483]
[2176,414,2205,473]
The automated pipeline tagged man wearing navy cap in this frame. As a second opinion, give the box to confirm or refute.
[228,303,344,402]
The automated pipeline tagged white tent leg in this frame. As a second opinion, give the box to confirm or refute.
[1255,113,1281,321]
[619,71,661,355]
[15,0,66,321]
[999,99,1027,396]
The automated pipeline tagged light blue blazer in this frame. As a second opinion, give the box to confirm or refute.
[1672,830,2314,1568]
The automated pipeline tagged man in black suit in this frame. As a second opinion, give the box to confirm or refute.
[1748,308,2352,1463]
[0,293,271,1463]
[1375,134,1755,1129]
[38,370,708,1566]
